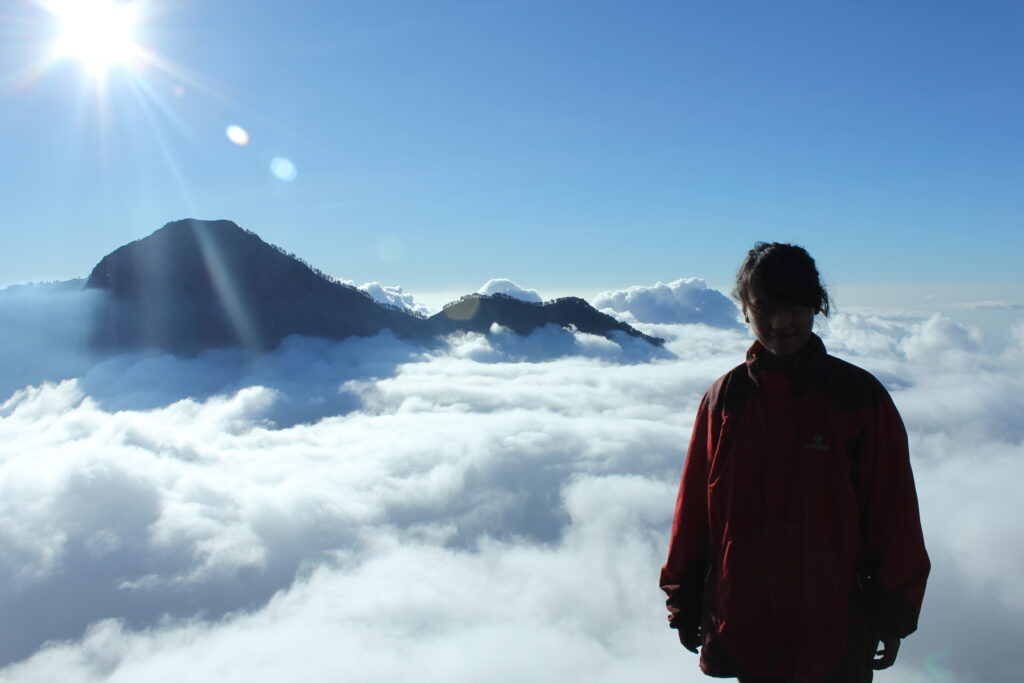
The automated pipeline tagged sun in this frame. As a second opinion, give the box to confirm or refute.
[48,0,142,75]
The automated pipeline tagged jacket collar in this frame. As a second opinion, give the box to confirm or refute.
[745,333,828,391]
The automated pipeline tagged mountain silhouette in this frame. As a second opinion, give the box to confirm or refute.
[431,293,662,345]
[86,219,663,353]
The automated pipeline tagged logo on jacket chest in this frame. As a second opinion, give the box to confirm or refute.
[804,433,831,452]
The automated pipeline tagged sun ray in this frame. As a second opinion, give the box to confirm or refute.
[123,68,203,145]
[194,227,264,352]
[0,58,57,94]
[139,49,248,109]
[121,72,199,210]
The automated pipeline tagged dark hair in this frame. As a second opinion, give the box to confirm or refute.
[733,242,830,316]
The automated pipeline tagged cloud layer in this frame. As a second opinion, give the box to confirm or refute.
[591,278,741,328]
[0,284,1022,682]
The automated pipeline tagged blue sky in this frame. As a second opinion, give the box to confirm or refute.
[2,1,1022,316]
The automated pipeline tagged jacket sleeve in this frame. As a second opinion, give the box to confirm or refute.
[859,385,930,638]
[659,394,712,629]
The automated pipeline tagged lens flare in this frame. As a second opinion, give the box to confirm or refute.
[270,157,297,182]
[443,296,481,321]
[226,125,250,146]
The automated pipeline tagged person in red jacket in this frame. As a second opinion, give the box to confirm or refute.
[660,242,929,683]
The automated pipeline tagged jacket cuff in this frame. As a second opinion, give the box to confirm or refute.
[866,582,922,638]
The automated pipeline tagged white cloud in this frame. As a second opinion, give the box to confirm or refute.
[1,285,1023,681]
[591,278,741,328]
[477,278,543,303]
[356,282,435,317]
[0,479,691,682]
[331,279,435,317]
[819,312,985,376]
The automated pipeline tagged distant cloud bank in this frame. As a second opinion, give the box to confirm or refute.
[954,300,1024,311]
[591,278,741,328]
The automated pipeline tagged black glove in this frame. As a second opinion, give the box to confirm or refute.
[676,621,701,654]
[869,633,900,670]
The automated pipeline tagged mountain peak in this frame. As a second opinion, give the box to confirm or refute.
[87,219,260,295]
[87,219,424,353]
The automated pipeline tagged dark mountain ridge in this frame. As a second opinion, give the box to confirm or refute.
[432,292,661,345]
[85,219,663,353]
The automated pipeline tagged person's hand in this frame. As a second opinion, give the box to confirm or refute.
[676,621,701,654]
[869,632,900,669]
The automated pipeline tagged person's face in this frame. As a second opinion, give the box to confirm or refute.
[743,282,815,358]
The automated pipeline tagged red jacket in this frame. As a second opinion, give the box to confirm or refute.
[660,335,929,682]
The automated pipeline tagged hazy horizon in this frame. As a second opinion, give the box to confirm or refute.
[3,216,1019,351]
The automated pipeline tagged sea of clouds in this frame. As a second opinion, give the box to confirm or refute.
[1,279,1022,682]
